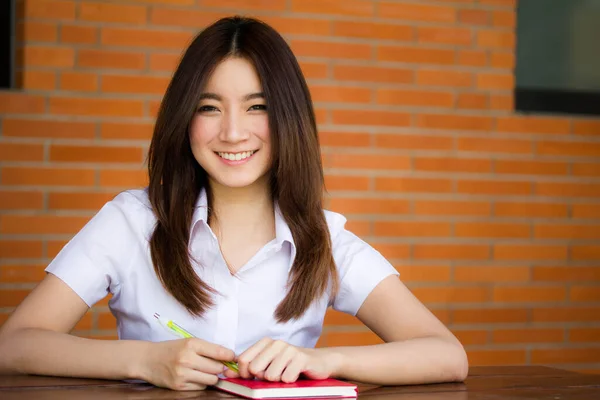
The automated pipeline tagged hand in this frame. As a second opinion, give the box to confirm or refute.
[139,338,235,391]
[224,337,337,383]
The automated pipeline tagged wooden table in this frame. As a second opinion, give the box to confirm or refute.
[0,366,599,399]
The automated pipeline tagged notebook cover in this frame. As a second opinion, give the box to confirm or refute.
[214,378,358,399]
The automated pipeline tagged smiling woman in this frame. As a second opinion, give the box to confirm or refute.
[0,16,468,391]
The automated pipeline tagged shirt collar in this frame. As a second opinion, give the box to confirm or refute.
[191,187,295,248]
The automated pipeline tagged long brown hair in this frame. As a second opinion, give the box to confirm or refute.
[147,16,338,322]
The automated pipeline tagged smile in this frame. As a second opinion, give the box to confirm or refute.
[216,150,257,161]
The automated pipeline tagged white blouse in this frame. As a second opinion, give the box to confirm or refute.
[46,188,398,354]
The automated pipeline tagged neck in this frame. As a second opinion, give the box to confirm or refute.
[208,177,274,235]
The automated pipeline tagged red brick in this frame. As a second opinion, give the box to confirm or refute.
[531,348,600,364]
[102,75,170,95]
[477,73,514,89]
[49,145,143,163]
[457,180,531,195]
[0,265,46,283]
[411,286,489,303]
[17,70,56,90]
[413,157,491,173]
[49,97,144,117]
[532,307,600,322]
[0,143,44,162]
[73,313,92,331]
[490,52,515,68]
[416,114,493,131]
[375,177,452,193]
[333,21,412,41]
[100,122,153,140]
[540,141,600,157]
[536,183,600,198]
[573,163,600,177]
[573,120,600,136]
[330,153,410,170]
[413,200,491,217]
[17,21,57,42]
[413,244,489,260]
[60,72,98,92]
[324,331,383,347]
[60,25,97,44]
[0,92,45,115]
[292,0,374,16]
[493,11,516,27]
[458,50,487,66]
[345,220,370,236]
[378,2,456,23]
[292,40,371,60]
[259,16,330,36]
[324,175,369,191]
[97,312,118,330]
[319,132,370,148]
[457,93,487,109]
[378,46,454,65]
[535,224,600,240]
[371,243,410,260]
[78,49,146,70]
[324,309,363,326]
[310,86,371,103]
[495,202,567,218]
[299,62,328,79]
[570,286,600,302]
[0,290,31,307]
[375,134,453,150]
[332,110,410,127]
[99,169,148,188]
[47,241,68,258]
[79,2,147,24]
[21,46,74,68]
[455,223,530,238]
[459,9,489,25]
[453,330,488,346]
[467,350,526,366]
[453,308,528,324]
[149,8,229,28]
[334,65,413,84]
[454,266,529,283]
[0,191,44,210]
[489,94,513,110]
[477,30,515,49]
[479,0,516,7]
[493,329,564,344]
[149,53,180,72]
[328,198,409,215]
[373,221,451,237]
[377,89,453,108]
[1,166,95,186]
[495,160,568,176]
[493,245,568,261]
[395,265,451,282]
[572,204,600,219]
[570,328,600,343]
[0,215,90,235]
[101,27,192,49]
[416,69,473,87]
[533,266,600,282]
[493,286,566,302]
[49,192,117,210]
[417,27,472,46]
[497,116,571,134]
[0,240,43,258]
[2,119,96,139]
[24,0,75,20]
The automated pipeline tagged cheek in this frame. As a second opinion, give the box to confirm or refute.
[252,116,270,142]
[189,116,218,148]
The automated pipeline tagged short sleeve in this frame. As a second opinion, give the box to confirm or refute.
[330,229,399,315]
[45,192,141,307]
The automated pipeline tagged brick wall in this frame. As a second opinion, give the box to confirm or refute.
[1,0,599,374]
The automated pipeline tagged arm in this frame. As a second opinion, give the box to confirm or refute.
[0,273,148,379]
[323,275,468,385]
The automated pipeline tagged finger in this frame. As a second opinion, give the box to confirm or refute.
[187,338,235,362]
[237,337,273,379]
[280,354,307,383]
[182,368,219,388]
[248,340,288,379]
[264,346,297,382]
[223,368,241,379]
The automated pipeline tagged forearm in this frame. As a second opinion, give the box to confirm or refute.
[322,336,468,385]
[0,328,148,380]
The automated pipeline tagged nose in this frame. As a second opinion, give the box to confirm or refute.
[219,110,249,143]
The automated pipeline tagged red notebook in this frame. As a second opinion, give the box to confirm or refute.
[213,378,358,399]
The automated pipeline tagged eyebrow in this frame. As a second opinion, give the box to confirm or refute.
[198,92,265,101]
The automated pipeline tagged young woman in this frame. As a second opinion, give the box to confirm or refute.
[0,16,468,391]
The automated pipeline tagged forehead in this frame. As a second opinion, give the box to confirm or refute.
[203,57,263,95]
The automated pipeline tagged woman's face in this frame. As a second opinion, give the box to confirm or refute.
[189,57,271,190]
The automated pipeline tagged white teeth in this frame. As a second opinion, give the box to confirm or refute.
[218,150,255,161]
